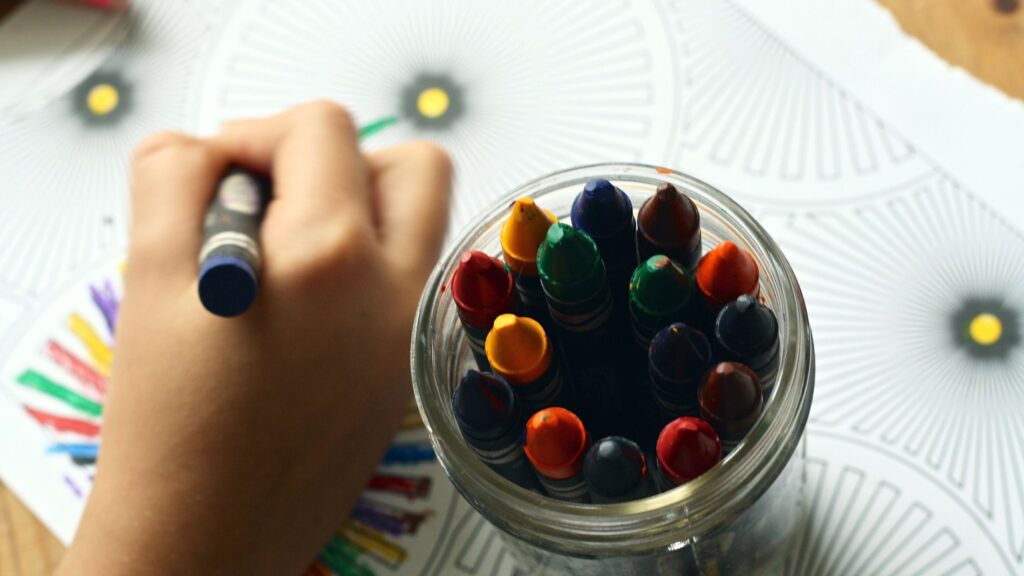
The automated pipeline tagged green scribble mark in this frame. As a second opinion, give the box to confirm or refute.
[358,116,398,140]
[321,535,375,576]
[17,370,102,418]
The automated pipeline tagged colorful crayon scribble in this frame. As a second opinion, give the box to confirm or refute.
[13,266,433,571]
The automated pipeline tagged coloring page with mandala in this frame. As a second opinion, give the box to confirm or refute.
[0,0,1022,574]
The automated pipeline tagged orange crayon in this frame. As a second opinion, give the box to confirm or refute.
[524,407,590,502]
[695,241,759,320]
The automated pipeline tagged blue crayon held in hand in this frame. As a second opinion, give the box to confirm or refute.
[452,370,540,491]
[198,168,271,317]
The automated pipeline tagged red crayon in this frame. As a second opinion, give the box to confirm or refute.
[524,407,590,502]
[655,416,722,490]
[451,251,518,370]
[698,362,763,453]
[695,241,759,321]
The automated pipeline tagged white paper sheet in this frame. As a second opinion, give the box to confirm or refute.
[1,0,1022,574]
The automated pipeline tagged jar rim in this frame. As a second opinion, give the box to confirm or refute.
[411,163,814,554]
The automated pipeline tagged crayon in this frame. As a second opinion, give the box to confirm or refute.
[637,183,702,270]
[197,168,271,318]
[484,314,566,416]
[538,223,626,438]
[655,416,722,491]
[451,251,518,370]
[570,179,637,307]
[583,436,652,504]
[452,370,541,490]
[628,255,693,356]
[648,323,713,424]
[698,362,764,453]
[500,198,557,323]
[695,241,759,325]
[524,407,590,502]
[714,295,780,391]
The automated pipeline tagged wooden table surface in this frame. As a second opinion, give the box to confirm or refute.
[1,0,1023,573]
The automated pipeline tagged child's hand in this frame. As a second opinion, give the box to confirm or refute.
[57,102,451,576]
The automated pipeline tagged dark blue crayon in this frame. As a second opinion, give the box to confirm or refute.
[198,168,271,317]
[381,443,436,466]
[649,323,714,426]
[583,436,652,504]
[452,370,540,491]
[571,179,638,310]
[714,295,780,394]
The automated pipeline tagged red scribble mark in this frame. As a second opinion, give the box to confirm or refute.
[367,474,431,500]
[24,406,101,437]
[46,340,107,396]
[656,166,672,175]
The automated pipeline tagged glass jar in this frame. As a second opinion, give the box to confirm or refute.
[411,163,815,575]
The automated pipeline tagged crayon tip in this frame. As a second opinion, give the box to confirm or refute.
[571,179,634,238]
[525,407,589,480]
[637,183,701,258]
[698,363,763,443]
[537,223,602,290]
[696,241,759,305]
[656,417,722,486]
[715,295,779,359]
[584,436,647,500]
[501,198,557,274]
[629,255,691,316]
[452,370,518,440]
[485,314,552,384]
[649,323,713,384]
[451,251,516,325]
[198,255,258,317]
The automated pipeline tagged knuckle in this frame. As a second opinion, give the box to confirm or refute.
[409,141,453,176]
[132,130,189,164]
[275,219,373,286]
[295,100,356,137]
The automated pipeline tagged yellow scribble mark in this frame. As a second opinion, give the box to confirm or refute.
[416,87,449,119]
[969,313,1002,346]
[86,83,119,117]
[68,313,112,376]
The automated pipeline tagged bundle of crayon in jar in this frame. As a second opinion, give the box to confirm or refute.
[449,179,779,504]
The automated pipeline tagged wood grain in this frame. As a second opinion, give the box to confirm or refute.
[879,0,1024,99]
[1,0,1022,574]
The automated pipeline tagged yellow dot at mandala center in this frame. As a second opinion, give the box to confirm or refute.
[417,87,449,119]
[969,313,1002,346]
[87,83,119,116]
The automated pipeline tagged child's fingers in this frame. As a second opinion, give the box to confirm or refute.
[366,142,452,278]
[128,131,229,279]
[212,101,370,229]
